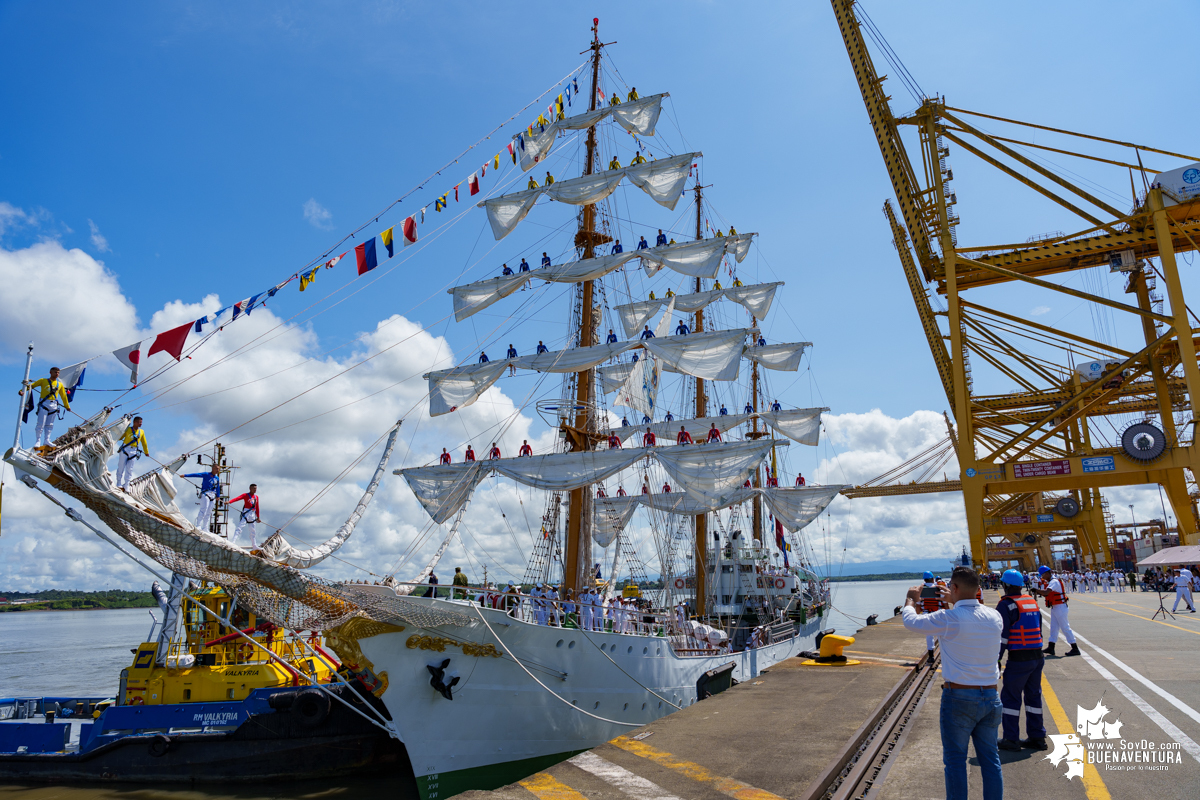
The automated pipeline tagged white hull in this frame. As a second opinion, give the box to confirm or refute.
[358,596,826,798]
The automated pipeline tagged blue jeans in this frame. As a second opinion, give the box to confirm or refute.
[940,687,1003,800]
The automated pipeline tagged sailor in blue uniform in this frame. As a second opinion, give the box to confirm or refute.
[656,229,668,246]
[996,568,1047,751]
[719,404,728,416]
[744,402,753,414]
[607,329,619,344]
[536,341,549,354]
[519,258,530,273]
[674,320,690,335]
[479,351,490,363]
[637,236,649,250]
[611,240,624,255]
[640,326,655,340]
[182,462,222,531]
[541,252,552,268]
[501,263,514,276]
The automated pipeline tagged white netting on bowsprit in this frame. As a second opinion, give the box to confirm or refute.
[40,419,469,631]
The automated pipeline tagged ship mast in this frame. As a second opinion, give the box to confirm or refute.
[562,19,604,597]
[693,182,708,617]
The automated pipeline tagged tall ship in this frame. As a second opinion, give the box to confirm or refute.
[3,21,843,799]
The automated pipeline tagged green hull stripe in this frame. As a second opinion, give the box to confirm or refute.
[416,750,585,800]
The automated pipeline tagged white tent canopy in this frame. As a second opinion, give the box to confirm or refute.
[481,152,701,240]
[1137,545,1200,567]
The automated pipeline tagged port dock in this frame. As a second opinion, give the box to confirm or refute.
[463,589,1200,800]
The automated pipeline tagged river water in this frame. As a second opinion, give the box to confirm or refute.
[0,580,915,798]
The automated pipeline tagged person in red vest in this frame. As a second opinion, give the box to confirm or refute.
[642,428,657,447]
[1030,565,1080,656]
[519,440,533,457]
[676,426,693,445]
[641,483,650,495]
[608,431,621,449]
[661,482,672,493]
[766,470,779,488]
[229,484,262,549]
[706,423,722,443]
[464,445,476,462]
[743,478,752,488]
[995,568,1047,752]
[917,571,948,657]
[795,473,806,486]
[616,485,627,497]
[488,442,502,459]
[439,448,452,465]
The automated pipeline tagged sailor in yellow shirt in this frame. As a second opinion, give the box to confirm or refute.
[627,87,639,102]
[527,176,539,190]
[18,367,70,447]
[609,156,622,171]
[116,415,149,489]
[630,152,647,166]
[544,171,555,186]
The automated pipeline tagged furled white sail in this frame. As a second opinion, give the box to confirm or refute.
[761,485,846,532]
[656,439,788,506]
[520,94,669,171]
[759,407,828,446]
[490,447,648,491]
[260,422,402,568]
[744,342,811,372]
[615,281,781,337]
[593,496,642,548]
[449,252,640,322]
[481,187,543,240]
[613,297,671,419]
[597,362,636,394]
[645,328,750,381]
[643,486,758,515]
[614,413,749,444]
[397,463,485,525]
[511,340,634,374]
[639,233,757,279]
[480,152,702,240]
[425,361,509,417]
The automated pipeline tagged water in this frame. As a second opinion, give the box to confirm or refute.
[0,583,909,797]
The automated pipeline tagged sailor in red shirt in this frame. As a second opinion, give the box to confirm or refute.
[706,423,722,443]
[519,440,533,457]
[464,445,476,462]
[229,484,262,549]
[488,442,502,459]
[608,432,621,449]
[642,428,656,447]
[596,487,606,498]
[641,483,650,495]
[795,473,806,486]
[676,426,693,445]
[616,485,627,497]
[439,448,452,464]
[766,470,779,488]
[662,482,672,493]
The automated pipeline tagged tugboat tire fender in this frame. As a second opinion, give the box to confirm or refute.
[148,734,172,757]
[292,688,331,728]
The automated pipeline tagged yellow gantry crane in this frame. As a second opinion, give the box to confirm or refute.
[831,0,1200,570]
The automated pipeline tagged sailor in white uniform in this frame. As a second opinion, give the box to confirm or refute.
[1172,569,1196,613]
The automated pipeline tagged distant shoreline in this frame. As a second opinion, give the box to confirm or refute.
[0,591,155,613]
[827,572,932,583]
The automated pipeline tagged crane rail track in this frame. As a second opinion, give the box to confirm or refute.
[799,648,941,800]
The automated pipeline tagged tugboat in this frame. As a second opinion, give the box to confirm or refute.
[0,579,410,784]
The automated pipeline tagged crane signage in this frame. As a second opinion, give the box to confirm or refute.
[1002,515,1032,525]
[1012,459,1072,478]
[1082,455,1116,473]
[1153,161,1200,203]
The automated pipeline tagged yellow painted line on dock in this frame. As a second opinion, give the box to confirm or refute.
[610,735,785,800]
[1076,600,1200,636]
[518,771,589,800]
[1041,674,1111,800]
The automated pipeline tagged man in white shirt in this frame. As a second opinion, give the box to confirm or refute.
[1172,569,1196,613]
[902,567,1003,800]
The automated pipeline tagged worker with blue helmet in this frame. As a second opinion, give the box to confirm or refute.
[923,570,934,581]
[995,567,1046,751]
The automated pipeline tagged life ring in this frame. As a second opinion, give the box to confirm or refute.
[128,695,144,706]
[775,578,785,589]
[674,578,685,590]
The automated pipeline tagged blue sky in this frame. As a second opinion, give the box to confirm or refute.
[2,1,1198,589]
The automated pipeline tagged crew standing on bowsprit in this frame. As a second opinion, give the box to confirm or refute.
[996,568,1047,752]
[1031,565,1080,656]
[115,416,149,489]
[228,484,262,549]
[18,367,70,448]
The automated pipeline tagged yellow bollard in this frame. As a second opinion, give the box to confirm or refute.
[802,633,860,666]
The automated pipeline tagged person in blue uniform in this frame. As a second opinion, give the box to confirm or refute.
[757,335,767,347]
[536,341,549,354]
[771,399,782,411]
[519,258,530,273]
[719,404,728,416]
[501,263,514,275]
[606,329,619,344]
[674,320,690,335]
[506,344,518,375]
[182,462,222,531]
[479,351,490,363]
[640,326,655,340]
[541,252,552,268]
[621,416,630,427]
[656,229,668,246]
[611,240,623,255]
[744,402,753,414]
[996,568,1047,752]
[637,236,649,250]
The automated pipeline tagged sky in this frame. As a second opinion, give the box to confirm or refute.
[1,0,1198,590]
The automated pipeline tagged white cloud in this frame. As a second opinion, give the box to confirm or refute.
[0,202,31,236]
[1031,306,1051,316]
[0,240,140,364]
[303,198,333,230]
[87,219,110,252]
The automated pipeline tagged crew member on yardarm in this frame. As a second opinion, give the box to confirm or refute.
[18,366,70,448]
[1029,565,1081,656]
[182,461,222,531]
[228,483,262,549]
[995,568,1047,752]
[115,416,149,489]
[902,567,1003,800]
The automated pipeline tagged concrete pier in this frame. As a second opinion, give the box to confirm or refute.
[463,587,1200,799]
